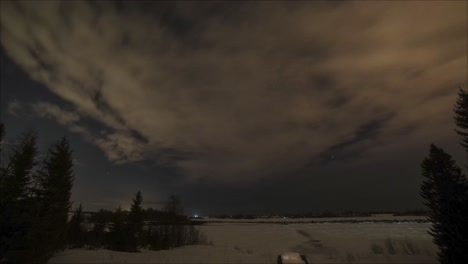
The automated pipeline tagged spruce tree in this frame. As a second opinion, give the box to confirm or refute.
[108,206,128,251]
[2,132,38,203]
[420,145,468,263]
[34,137,75,258]
[67,204,85,248]
[0,123,5,209]
[0,123,4,155]
[87,209,112,249]
[454,87,468,153]
[0,132,38,263]
[128,191,144,251]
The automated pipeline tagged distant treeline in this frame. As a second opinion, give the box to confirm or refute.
[209,209,428,219]
[67,193,209,252]
[83,207,203,225]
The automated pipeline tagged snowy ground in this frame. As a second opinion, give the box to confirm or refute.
[192,215,429,223]
[49,221,437,263]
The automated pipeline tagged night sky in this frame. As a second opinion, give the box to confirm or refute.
[0,1,467,215]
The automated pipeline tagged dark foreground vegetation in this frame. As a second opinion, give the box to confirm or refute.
[68,193,209,252]
[0,125,207,264]
[0,130,74,264]
[419,88,468,263]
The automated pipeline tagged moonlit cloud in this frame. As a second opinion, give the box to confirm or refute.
[33,102,80,125]
[1,1,466,182]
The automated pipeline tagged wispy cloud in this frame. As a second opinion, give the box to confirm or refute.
[1,1,466,181]
[32,102,80,125]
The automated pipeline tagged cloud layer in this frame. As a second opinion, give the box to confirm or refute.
[1,1,466,181]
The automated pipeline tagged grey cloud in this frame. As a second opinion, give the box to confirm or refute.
[68,124,148,165]
[33,102,80,125]
[1,1,466,181]
[30,101,147,164]
[317,113,395,165]
[332,114,395,152]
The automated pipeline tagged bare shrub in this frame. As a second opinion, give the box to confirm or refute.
[146,224,208,251]
[370,243,384,254]
[400,239,421,255]
[345,252,356,263]
[385,237,397,255]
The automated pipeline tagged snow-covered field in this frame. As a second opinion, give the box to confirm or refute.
[194,215,428,223]
[49,221,437,263]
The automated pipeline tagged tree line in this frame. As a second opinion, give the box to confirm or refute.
[0,126,207,264]
[420,87,468,263]
[67,192,208,252]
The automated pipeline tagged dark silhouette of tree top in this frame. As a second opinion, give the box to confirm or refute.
[130,191,143,214]
[454,87,468,152]
[2,132,38,203]
[129,190,144,230]
[0,123,5,153]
